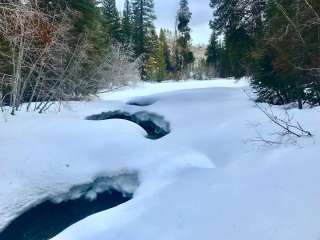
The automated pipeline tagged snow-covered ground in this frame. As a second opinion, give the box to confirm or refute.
[1,78,320,240]
[99,78,248,100]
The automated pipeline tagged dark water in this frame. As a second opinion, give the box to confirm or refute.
[127,98,157,106]
[86,110,171,140]
[0,190,132,240]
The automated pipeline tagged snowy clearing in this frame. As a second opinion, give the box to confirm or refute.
[1,78,320,240]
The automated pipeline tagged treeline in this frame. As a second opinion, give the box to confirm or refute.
[0,0,196,114]
[117,0,195,80]
[207,0,320,108]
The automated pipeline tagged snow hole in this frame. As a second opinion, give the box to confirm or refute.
[126,97,158,106]
[86,110,171,140]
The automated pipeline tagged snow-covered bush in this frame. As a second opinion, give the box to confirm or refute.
[93,44,141,93]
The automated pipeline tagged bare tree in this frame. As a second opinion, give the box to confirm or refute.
[255,103,312,138]
[0,1,74,114]
[244,90,313,145]
[94,43,141,94]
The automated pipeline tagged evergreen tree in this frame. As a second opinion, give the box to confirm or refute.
[176,0,194,71]
[101,0,122,42]
[122,0,133,45]
[162,29,174,73]
[69,0,100,34]
[251,0,320,108]
[206,32,232,78]
[145,29,159,81]
[131,0,156,79]
[67,0,110,94]
[206,32,219,68]
[209,0,265,78]
[146,29,173,81]
[157,29,168,81]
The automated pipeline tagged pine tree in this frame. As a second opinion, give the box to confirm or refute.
[177,0,192,39]
[122,0,133,45]
[206,32,221,77]
[251,0,320,107]
[145,29,159,81]
[209,0,265,78]
[176,0,194,71]
[162,29,174,73]
[67,0,110,93]
[157,29,168,81]
[101,0,121,42]
[131,0,156,79]
[206,32,219,66]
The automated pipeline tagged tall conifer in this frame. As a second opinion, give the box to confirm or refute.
[131,0,156,79]
[102,0,121,42]
[176,0,194,71]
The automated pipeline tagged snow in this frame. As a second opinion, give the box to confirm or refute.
[1,78,320,240]
[99,78,248,100]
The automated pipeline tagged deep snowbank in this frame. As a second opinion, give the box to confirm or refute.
[1,79,319,240]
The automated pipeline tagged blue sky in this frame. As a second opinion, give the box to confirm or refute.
[116,0,212,45]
